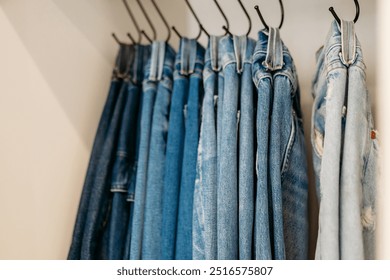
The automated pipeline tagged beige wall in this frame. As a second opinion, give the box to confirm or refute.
[377,0,390,260]
[0,0,382,259]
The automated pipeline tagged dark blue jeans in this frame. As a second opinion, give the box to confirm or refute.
[68,44,135,259]
[106,45,150,260]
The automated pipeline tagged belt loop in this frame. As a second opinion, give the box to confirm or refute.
[233,35,247,74]
[149,42,158,81]
[210,36,219,72]
[180,38,189,75]
[264,27,284,71]
[340,20,357,66]
[157,41,166,81]
[132,45,140,84]
[188,39,197,75]
[149,41,166,81]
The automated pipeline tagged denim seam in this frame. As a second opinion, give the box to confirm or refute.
[281,111,297,177]
[253,50,291,58]
[312,127,324,159]
[174,76,188,81]
[222,61,236,71]
[116,151,128,157]
[177,73,203,80]
[325,44,362,57]
[159,78,173,91]
[189,73,203,79]
[102,200,112,228]
[273,72,297,93]
[253,73,272,88]
[110,188,128,193]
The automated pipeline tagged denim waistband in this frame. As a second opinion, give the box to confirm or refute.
[204,35,255,72]
[130,44,151,85]
[144,41,176,82]
[252,30,298,92]
[175,38,205,76]
[312,20,366,94]
[113,44,135,80]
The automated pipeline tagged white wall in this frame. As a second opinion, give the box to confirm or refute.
[0,0,380,259]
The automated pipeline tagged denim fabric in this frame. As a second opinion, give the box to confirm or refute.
[215,35,256,260]
[339,20,377,260]
[68,44,134,259]
[123,45,151,260]
[129,43,161,260]
[312,21,378,260]
[216,36,239,260]
[175,40,205,260]
[159,39,204,260]
[236,36,256,260]
[312,22,347,260]
[106,45,150,260]
[253,30,308,260]
[159,40,190,260]
[269,30,308,260]
[141,42,175,260]
[193,36,226,260]
[252,38,272,260]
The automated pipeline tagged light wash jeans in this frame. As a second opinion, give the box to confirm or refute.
[312,20,378,260]
[193,35,256,260]
[217,35,256,260]
[193,35,226,260]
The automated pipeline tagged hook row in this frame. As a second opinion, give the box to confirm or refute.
[114,0,360,44]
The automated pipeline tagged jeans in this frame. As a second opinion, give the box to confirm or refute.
[253,29,308,260]
[216,35,256,260]
[68,44,134,259]
[235,36,256,260]
[123,45,151,260]
[175,40,205,260]
[193,35,226,260]
[159,38,204,260]
[135,42,175,260]
[252,36,272,260]
[129,42,167,260]
[106,45,150,260]
[312,20,378,260]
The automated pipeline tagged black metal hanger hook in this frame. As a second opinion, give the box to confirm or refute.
[122,0,143,43]
[214,0,230,35]
[329,0,360,25]
[222,0,252,37]
[238,0,252,36]
[137,0,157,41]
[150,0,171,42]
[112,32,135,45]
[172,0,206,40]
[254,0,284,31]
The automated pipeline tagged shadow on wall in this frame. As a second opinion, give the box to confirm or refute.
[1,0,188,149]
